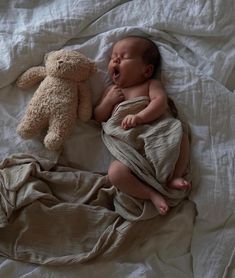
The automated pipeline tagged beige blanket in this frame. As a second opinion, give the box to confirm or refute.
[0,152,195,265]
[102,96,190,206]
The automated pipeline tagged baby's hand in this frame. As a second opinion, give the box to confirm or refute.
[121,114,142,130]
[105,86,124,105]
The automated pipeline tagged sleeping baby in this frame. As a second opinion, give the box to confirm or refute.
[94,36,191,215]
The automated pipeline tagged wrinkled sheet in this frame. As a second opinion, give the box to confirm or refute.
[102,96,190,206]
[0,0,235,277]
[0,154,195,266]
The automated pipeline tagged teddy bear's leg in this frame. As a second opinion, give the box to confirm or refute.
[44,115,75,151]
[17,111,48,139]
[78,82,92,122]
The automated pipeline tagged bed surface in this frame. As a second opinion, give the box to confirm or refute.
[0,0,235,277]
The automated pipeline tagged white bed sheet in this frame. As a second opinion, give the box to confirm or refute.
[0,0,235,277]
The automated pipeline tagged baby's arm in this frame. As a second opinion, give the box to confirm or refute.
[94,85,124,123]
[121,80,167,129]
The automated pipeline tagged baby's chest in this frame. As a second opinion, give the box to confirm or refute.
[122,83,149,100]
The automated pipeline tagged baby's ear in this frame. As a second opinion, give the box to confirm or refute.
[144,64,154,79]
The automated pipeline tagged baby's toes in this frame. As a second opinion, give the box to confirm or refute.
[183,181,192,189]
[159,204,169,215]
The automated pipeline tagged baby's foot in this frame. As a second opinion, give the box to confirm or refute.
[150,193,169,215]
[168,178,191,190]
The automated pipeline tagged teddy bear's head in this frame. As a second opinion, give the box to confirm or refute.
[45,50,96,82]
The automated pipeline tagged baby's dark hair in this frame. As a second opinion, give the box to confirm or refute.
[141,38,161,78]
[126,36,161,78]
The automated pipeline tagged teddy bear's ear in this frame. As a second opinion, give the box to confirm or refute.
[43,51,56,64]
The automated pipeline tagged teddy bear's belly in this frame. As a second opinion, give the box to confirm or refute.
[30,80,78,114]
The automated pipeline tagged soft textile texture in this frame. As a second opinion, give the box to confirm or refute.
[0,154,195,265]
[102,96,190,206]
[0,0,234,277]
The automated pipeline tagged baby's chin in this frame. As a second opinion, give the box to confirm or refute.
[112,75,122,87]
[112,77,138,89]
[110,72,136,88]
[111,75,128,88]
[112,79,126,88]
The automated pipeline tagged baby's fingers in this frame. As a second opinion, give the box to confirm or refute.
[121,118,127,129]
[121,115,134,129]
[121,117,129,129]
[130,117,137,127]
[118,94,125,102]
[115,88,124,101]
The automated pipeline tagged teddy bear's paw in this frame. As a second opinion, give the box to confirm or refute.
[44,132,63,151]
[17,124,35,139]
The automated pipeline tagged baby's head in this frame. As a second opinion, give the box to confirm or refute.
[108,36,161,88]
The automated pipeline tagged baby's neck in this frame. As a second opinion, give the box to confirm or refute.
[119,80,150,101]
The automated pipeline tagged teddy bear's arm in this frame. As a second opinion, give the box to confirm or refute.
[16,66,46,89]
[77,82,93,122]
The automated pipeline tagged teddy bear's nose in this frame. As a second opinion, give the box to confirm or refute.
[58,60,63,64]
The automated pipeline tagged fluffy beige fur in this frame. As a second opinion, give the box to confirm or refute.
[16,50,96,151]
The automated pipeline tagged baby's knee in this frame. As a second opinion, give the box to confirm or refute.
[108,160,128,183]
[108,160,120,179]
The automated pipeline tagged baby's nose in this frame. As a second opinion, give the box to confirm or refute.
[113,56,121,63]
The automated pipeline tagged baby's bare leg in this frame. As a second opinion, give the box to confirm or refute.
[168,133,191,190]
[108,160,169,215]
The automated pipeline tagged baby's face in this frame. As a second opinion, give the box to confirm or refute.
[108,38,149,88]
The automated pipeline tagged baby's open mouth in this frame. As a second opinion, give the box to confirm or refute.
[113,68,120,79]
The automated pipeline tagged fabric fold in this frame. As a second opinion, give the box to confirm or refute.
[102,96,190,206]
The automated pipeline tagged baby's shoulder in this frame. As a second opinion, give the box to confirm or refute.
[149,78,164,90]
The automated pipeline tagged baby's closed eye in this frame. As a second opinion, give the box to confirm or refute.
[122,53,132,59]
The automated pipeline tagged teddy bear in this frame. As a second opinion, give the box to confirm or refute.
[16,50,96,151]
